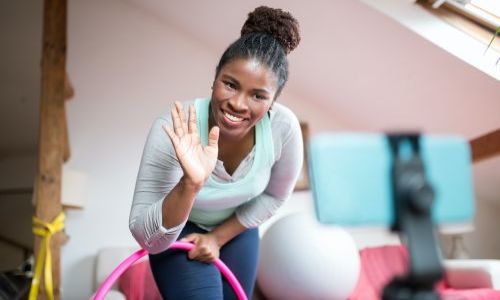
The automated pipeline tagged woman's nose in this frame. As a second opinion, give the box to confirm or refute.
[228,93,248,112]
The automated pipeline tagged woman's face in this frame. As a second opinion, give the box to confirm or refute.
[210,58,278,142]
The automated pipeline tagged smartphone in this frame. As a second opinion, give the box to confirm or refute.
[308,133,475,227]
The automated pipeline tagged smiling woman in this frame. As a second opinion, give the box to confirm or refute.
[209,58,276,144]
[128,5,303,300]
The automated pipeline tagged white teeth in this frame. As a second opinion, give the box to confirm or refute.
[224,112,243,122]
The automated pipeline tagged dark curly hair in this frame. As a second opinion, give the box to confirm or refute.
[215,6,301,98]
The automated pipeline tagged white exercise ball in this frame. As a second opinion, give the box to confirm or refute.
[258,213,360,300]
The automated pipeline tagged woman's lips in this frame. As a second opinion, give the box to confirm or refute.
[220,109,246,128]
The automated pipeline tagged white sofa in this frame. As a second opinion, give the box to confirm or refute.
[93,191,500,298]
[93,246,138,300]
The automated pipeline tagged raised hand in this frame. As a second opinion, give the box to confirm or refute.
[163,101,219,188]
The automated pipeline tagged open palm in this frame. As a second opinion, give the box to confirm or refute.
[163,101,219,187]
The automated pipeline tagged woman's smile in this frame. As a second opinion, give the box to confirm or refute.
[224,111,244,123]
[210,58,277,142]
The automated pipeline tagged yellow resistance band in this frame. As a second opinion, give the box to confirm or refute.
[29,212,65,300]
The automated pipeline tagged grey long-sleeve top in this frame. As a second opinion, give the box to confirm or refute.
[129,99,303,254]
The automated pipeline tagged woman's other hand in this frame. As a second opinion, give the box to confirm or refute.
[163,101,219,189]
[180,233,221,263]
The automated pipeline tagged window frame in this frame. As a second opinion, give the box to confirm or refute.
[419,0,500,53]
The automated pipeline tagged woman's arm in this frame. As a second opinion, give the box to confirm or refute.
[210,215,247,246]
[130,102,219,254]
[235,110,303,228]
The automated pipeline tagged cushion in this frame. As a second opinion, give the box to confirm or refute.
[349,245,408,300]
[118,259,162,300]
[441,289,500,300]
[349,245,500,300]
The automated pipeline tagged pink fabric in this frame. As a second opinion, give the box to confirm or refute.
[118,259,162,300]
[440,289,500,300]
[349,245,408,300]
[349,245,500,300]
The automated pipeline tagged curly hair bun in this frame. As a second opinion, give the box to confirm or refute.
[241,6,301,54]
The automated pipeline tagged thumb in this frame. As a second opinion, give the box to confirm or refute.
[207,126,219,148]
[180,234,198,244]
[188,247,199,260]
[183,235,201,260]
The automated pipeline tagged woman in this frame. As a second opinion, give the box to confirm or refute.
[129,6,303,299]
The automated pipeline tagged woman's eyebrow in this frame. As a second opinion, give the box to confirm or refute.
[252,88,270,94]
[221,74,270,94]
[221,74,239,84]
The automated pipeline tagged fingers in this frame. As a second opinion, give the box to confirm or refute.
[170,102,199,145]
[170,102,184,137]
[188,246,216,263]
[188,104,198,135]
[180,234,197,243]
[163,124,179,148]
[171,107,183,137]
[198,255,215,263]
[182,234,217,263]
[188,248,200,260]
[207,126,219,148]
[187,241,202,260]
[175,101,189,136]
[182,234,201,260]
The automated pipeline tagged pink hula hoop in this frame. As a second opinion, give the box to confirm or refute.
[93,241,247,300]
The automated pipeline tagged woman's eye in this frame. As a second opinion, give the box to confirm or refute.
[254,94,268,101]
[223,81,235,89]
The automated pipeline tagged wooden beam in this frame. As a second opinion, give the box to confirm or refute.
[34,0,67,298]
[63,71,73,162]
[62,105,70,162]
[64,71,74,100]
[470,128,500,163]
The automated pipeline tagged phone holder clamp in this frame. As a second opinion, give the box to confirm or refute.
[383,133,444,300]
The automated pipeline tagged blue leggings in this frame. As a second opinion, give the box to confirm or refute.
[149,221,259,300]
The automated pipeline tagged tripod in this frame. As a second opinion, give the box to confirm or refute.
[383,134,444,300]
